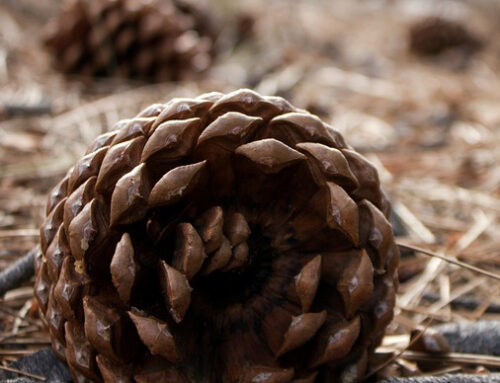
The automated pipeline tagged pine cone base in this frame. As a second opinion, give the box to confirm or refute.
[36,89,399,383]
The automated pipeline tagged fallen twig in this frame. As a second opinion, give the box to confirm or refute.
[380,373,500,383]
[0,248,36,297]
[434,321,500,357]
[0,102,52,121]
[423,293,500,314]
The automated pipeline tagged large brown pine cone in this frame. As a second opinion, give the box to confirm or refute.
[409,17,481,57]
[44,0,216,81]
[36,89,399,383]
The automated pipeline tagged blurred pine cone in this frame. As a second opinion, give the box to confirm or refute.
[409,17,481,56]
[36,89,399,382]
[44,0,216,82]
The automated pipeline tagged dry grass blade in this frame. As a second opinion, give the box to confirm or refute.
[0,326,41,342]
[0,339,49,346]
[397,242,500,282]
[421,366,463,376]
[392,201,436,244]
[0,229,38,238]
[402,351,500,369]
[0,305,41,327]
[366,318,434,378]
[427,277,484,313]
[0,350,40,356]
[0,364,46,381]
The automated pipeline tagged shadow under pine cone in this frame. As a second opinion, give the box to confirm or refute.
[3,321,500,382]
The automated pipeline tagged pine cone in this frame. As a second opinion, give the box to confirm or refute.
[36,89,399,383]
[44,0,216,82]
[409,17,481,56]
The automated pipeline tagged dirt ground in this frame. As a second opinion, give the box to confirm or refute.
[1,0,500,379]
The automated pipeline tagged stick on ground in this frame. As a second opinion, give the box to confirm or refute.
[0,248,37,297]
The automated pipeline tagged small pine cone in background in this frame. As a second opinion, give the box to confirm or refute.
[409,16,482,56]
[44,0,217,82]
[36,89,399,382]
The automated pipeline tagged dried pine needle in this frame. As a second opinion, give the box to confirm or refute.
[397,242,500,282]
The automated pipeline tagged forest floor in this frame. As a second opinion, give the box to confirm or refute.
[1,0,500,380]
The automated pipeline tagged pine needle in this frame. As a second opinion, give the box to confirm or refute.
[397,242,500,282]
[366,318,434,378]
[402,351,500,369]
[0,364,46,381]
